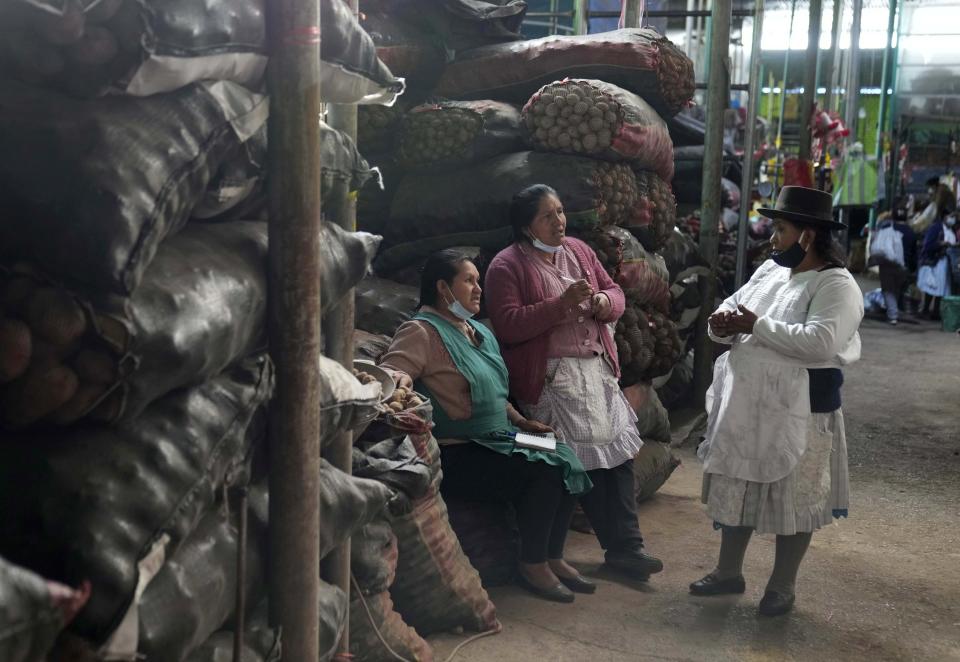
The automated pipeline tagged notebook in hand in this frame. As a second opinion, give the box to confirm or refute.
[514,431,557,452]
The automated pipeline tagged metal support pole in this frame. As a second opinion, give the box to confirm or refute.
[685,0,695,58]
[693,0,732,406]
[798,0,823,162]
[736,0,765,289]
[694,0,705,82]
[266,0,322,658]
[874,0,899,216]
[775,0,798,157]
[822,0,844,115]
[322,92,358,662]
[573,0,588,35]
[844,0,864,139]
[624,0,642,28]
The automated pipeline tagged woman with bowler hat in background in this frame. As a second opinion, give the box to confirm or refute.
[690,186,864,616]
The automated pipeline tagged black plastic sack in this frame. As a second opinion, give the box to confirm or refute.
[659,230,708,283]
[318,356,383,450]
[365,0,527,53]
[353,436,432,502]
[354,330,392,363]
[355,277,420,338]
[673,145,743,207]
[351,518,398,596]
[137,489,269,662]
[0,355,273,644]
[360,10,447,92]
[374,228,511,276]
[0,0,404,104]
[320,120,383,198]
[0,78,268,298]
[357,157,404,239]
[398,100,523,171]
[183,601,284,662]
[319,459,395,560]
[0,557,65,662]
[633,441,680,503]
[446,499,519,588]
[389,151,634,243]
[437,28,693,118]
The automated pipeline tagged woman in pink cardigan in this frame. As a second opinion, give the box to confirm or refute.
[485,184,663,582]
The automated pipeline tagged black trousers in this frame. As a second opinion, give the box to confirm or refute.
[439,443,576,563]
[578,459,645,554]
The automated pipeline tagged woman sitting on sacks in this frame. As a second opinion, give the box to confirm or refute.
[484,184,664,583]
[379,249,593,604]
[692,186,864,617]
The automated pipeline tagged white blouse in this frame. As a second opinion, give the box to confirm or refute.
[699,260,865,483]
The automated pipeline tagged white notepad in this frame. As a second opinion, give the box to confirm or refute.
[514,432,557,453]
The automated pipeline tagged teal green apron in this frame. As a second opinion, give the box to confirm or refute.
[414,312,591,495]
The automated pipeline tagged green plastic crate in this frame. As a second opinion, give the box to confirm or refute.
[942,296,960,333]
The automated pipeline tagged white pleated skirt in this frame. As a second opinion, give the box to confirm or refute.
[701,410,850,536]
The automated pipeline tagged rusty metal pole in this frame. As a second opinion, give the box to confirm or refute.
[798,0,824,162]
[693,0,733,406]
[822,0,843,115]
[266,0,323,658]
[321,2,359,656]
[624,0,643,28]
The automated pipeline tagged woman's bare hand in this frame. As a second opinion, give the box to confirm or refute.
[561,279,593,307]
[709,311,734,337]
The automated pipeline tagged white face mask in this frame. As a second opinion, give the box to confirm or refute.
[442,284,475,321]
[947,216,957,227]
[528,231,563,254]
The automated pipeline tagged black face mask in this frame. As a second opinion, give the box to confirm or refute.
[771,239,807,268]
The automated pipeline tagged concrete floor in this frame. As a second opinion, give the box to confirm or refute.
[430,311,960,661]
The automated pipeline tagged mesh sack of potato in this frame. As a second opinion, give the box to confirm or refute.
[619,170,677,252]
[617,261,671,315]
[358,103,406,155]
[0,0,403,104]
[436,28,694,119]
[398,100,524,172]
[639,308,683,380]
[609,226,670,282]
[574,229,624,281]
[522,79,674,181]
[389,151,637,243]
[614,300,655,389]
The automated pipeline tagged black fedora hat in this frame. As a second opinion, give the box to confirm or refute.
[758,186,845,230]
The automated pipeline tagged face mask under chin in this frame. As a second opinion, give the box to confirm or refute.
[771,236,807,268]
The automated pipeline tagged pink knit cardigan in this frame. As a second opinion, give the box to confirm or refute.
[485,238,625,405]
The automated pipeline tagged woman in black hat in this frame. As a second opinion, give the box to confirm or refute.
[690,186,865,616]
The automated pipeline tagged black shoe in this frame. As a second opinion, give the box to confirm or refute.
[603,550,664,581]
[558,574,597,594]
[517,575,576,603]
[689,573,746,596]
[758,590,796,616]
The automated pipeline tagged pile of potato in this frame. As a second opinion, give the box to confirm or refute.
[398,106,481,166]
[385,386,424,414]
[0,268,119,428]
[522,80,621,156]
[615,302,654,388]
[593,163,639,225]
[655,43,697,115]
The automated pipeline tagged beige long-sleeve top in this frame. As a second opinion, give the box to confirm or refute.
[379,307,522,425]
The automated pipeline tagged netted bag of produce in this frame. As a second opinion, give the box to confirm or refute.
[350,517,433,662]
[355,277,420,338]
[575,228,625,280]
[0,355,273,646]
[436,28,693,119]
[640,308,683,380]
[0,556,76,662]
[615,301,655,388]
[398,100,524,171]
[358,103,406,155]
[620,174,677,254]
[0,0,404,104]
[389,151,637,244]
[137,488,269,662]
[0,78,267,298]
[522,79,674,181]
[386,401,501,637]
[623,383,672,444]
[632,441,680,502]
[446,500,520,588]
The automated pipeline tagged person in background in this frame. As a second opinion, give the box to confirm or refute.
[910,178,954,234]
[379,250,593,604]
[917,210,958,320]
[869,212,910,325]
[484,184,664,583]
[692,186,863,617]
